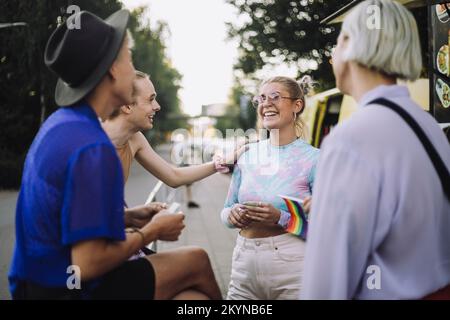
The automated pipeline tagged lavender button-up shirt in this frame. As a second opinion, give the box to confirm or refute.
[301,85,450,299]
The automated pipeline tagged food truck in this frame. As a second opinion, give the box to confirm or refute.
[302,0,450,147]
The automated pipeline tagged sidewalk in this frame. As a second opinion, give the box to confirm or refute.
[125,144,238,297]
[156,173,238,297]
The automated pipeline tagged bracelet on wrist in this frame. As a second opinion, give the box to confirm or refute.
[125,227,146,247]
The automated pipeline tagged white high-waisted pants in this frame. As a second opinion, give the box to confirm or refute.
[227,232,306,300]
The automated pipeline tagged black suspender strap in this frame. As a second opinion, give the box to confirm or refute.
[368,98,450,201]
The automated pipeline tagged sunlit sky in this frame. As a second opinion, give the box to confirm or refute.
[121,0,239,116]
[121,0,298,116]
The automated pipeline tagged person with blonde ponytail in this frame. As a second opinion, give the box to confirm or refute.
[220,75,319,300]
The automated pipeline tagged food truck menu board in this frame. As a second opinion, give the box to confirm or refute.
[431,2,450,122]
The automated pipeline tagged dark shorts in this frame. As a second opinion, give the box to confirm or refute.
[90,257,155,300]
[13,257,156,300]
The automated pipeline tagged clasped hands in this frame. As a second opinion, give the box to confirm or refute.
[125,202,186,242]
[124,202,168,228]
[227,197,312,229]
[228,202,281,229]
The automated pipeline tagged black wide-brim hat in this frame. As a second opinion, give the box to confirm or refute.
[44,9,130,106]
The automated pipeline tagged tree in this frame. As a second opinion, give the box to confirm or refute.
[0,0,184,188]
[215,76,258,136]
[227,0,429,90]
[0,0,71,188]
[128,7,187,144]
[226,0,345,90]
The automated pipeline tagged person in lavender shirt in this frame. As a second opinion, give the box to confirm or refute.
[302,0,450,299]
[221,76,319,300]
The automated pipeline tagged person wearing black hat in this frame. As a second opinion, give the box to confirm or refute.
[8,9,221,300]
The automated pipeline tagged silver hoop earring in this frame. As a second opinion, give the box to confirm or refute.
[293,112,297,121]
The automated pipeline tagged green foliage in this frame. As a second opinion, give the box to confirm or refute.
[216,78,256,135]
[0,0,183,188]
[128,7,187,144]
[226,0,344,90]
[227,1,429,90]
[231,80,257,130]
[0,0,69,188]
[215,105,240,136]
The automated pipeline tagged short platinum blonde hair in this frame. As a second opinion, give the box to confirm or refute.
[341,0,422,81]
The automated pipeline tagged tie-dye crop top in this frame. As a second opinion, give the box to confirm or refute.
[222,138,320,229]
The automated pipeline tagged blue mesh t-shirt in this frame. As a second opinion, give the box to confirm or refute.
[9,103,125,296]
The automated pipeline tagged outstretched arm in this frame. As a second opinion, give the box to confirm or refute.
[133,132,215,188]
[133,132,249,188]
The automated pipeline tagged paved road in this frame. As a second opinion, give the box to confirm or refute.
[0,144,237,299]
[125,144,238,297]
